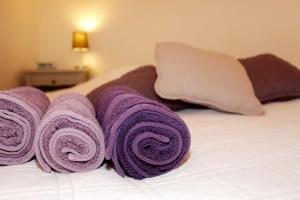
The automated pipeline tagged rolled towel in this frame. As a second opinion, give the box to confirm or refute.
[0,87,50,165]
[35,93,105,173]
[95,86,190,179]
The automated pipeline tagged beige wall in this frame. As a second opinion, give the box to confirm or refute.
[0,0,38,90]
[38,0,300,76]
[1,0,300,89]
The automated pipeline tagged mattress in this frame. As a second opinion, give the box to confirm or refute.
[0,97,299,200]
[1,66,300,200]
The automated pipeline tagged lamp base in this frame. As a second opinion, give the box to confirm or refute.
[74,51,86,70]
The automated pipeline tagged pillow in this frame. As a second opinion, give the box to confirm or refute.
[87,65,190,111]
[154,42,264,115]
[239,54,300,103]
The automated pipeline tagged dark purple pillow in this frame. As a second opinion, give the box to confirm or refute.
[239,54,300,103]
[87,65,190,111]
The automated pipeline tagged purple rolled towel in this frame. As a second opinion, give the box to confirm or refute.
[95,86,191,179]
[0,87,50,165]
[35,93,105,173]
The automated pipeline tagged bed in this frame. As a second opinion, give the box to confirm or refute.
[0,66,299,200]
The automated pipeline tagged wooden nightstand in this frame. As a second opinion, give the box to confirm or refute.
[24,69,89,91]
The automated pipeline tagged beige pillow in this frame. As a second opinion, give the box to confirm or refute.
[154,42,264,115]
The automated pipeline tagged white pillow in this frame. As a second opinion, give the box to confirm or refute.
[154,42,264,115]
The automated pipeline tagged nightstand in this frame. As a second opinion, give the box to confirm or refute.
[24,69,89,91]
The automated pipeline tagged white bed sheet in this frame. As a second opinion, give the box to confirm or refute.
[1,66,300,200]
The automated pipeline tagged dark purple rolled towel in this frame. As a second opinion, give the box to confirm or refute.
[0,87,50,165]
[95,85,190,179]
[35,93,105,173]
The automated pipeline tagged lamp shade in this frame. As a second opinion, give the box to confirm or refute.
[72,31,89,52]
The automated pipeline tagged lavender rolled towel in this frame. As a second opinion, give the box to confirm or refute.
[35,93,105,173]
[0,87,49,165]
[95,86,191,179]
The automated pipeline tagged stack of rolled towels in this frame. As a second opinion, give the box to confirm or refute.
[0,86,190,179]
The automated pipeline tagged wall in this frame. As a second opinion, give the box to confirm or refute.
[1,0,299,89]
[38,0,300,77]
[0,0,38,90]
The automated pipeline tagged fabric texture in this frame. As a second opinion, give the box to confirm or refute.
[239,54,300,103]
[95,85,190,179]
[155,42,264,115]
[0,87,50,165]
[2,98,300,200]
[35,93,105,173]
[87,65,190,111]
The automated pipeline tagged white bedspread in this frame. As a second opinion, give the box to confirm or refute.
[0,98,299,200]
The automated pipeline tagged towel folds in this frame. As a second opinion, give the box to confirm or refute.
[35,93,105,173]
[95,86,190,179]
[0,87,49,165]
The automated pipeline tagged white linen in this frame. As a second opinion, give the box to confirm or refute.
[46,65,140,101]
[1,98,299,200]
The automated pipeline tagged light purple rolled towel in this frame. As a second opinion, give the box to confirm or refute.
[94,86,191,179]
[0,87,50,165]
[35,93,105,173]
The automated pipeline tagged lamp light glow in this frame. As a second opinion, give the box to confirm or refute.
[79,17,99,32]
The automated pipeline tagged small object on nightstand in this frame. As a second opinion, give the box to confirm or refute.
[36,62,57,70]
[24,69,89,91]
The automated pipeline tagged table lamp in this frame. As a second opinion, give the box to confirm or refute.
[72,31,89,69]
